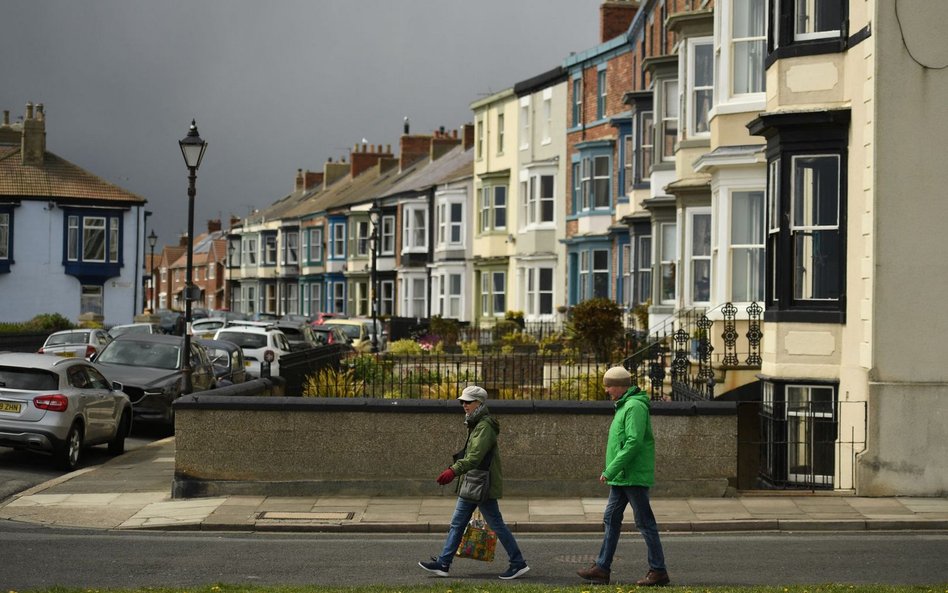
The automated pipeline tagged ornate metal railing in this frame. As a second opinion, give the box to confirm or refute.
[621,302,764,401]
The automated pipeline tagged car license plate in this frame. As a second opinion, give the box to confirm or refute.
[56,352,75,357]
[0,401,22,414]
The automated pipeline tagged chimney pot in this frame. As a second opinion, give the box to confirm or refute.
[25,102,34,120]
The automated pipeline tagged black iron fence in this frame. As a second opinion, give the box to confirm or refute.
[739,399,866,490]
[297,351,618,400]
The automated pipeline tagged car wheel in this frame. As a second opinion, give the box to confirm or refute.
[108,411,130,456]
[55,423,83,471]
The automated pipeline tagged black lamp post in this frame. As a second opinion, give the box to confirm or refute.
[179,120,207,392]
[141,210,152,314]
[147,229,158,313]
[369,204,381,352]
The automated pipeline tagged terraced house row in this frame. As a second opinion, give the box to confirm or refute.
[221,0,948,496]
[6,1,940,495]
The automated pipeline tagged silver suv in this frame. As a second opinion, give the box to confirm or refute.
[0,353,132,470]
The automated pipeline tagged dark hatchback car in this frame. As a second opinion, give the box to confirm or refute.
[275,321,320,352]
[196,338,247,386]
[92,334,216,426]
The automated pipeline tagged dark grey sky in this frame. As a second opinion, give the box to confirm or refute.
[2,0,601,246]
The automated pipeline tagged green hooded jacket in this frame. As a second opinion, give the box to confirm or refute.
[602,386,656,487]
[449,404,504,499]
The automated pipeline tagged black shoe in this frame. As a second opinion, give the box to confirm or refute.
[418,558,449,577]
[499,563,530,580]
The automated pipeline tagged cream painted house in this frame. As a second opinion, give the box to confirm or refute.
[512,67,569,324]
[470,88,520,327]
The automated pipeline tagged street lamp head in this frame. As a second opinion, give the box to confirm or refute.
[179,119,208,170]
[147,229,158,249]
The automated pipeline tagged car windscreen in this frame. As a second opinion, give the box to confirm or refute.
[111,325,150,337]
[97,340,181,370]
[0,367,59,390]
[46,332,88,346]
[217,332,267,349]
[330,324,361,339]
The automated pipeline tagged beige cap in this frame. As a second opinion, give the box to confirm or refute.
[603,366,632,387]
[458,385,488,402]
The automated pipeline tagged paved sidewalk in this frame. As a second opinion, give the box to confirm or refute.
[3,437,948,532]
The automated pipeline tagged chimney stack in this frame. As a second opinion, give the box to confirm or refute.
[600,1,639,42]
[323,157,349,186]
[350,142,394,178]
[461,123,475,151]
[207,219,222,233]
[304,170,323,189]
[431,127,462,161]
[21,101,46,166]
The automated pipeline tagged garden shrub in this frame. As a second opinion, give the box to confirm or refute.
[388,339,423,355]
[569,298,624,362]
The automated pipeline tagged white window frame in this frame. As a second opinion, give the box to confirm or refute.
[541,88,553,145]
[1,212,12,260]
[660,222,678,305]
[380,215,395,255]
[437,192,465,249]
[496,110,505,155]
[793,0,842,42]
[519,96,530,151]
[331,223,345,259]
[285,283,299,315]
[636,235,653,305]
[597,67,607,120]
[476,117,484,159]
[80,285,103,316]
[108,218,119,263]
[402,204,428,253]
[283,231,299,265]
[685,37,714,139]
[660,78,679,161]
[82,217,106,263]
[399,273,427,318]
[572,76,583,127]
[355,221,370,257]
[523,264,555,319]
[480,270,506,317]
[479,184,507,232]
[729,188,766,303]
[687,208,712,305]
[308,227,323,263]
[380,280,394,316]
[263,234,277,265]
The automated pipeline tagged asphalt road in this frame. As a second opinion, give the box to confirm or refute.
[1,525,946,589]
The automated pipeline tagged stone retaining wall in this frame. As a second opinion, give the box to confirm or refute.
[172,396,737,499]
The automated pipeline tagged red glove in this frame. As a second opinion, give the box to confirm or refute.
[436,468,456,485]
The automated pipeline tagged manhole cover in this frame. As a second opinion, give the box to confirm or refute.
[257,511,354,521]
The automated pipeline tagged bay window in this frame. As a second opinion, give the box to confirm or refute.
[749,108,849,322]
[402,204,427,252]
[478,184,507,232]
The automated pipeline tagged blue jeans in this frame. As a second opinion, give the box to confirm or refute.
[595,485,666,573]
[437,497,525,568]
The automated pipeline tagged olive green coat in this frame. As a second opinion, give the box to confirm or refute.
[449,407,503,499]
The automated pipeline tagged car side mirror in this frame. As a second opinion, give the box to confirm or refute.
[112,381,124,392]
[89,352,98,362]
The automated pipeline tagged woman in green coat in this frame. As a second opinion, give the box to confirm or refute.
[418,385,530,580]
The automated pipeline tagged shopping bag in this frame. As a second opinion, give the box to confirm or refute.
[455,510,497,562]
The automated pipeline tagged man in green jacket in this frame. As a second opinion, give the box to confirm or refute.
[577,365,669,586]
[418,385,530,580]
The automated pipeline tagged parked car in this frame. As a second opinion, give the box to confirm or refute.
[196,338,247,386]
[275,321,320,352]
[38,328,112,360]
[156,309,184,335]
[108,322,160,339]
[0,352,132,470]
[192,317,230,339]
[311,324,351,347]
[92,334,216,427]
[312,312,348,325]
[213,325,292,379]
[280,314,312,324]
[322,318,383,352]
